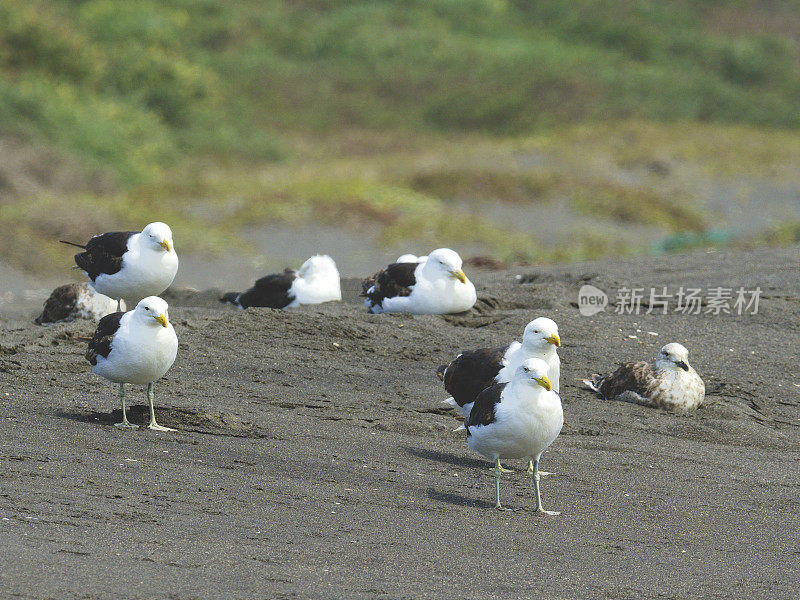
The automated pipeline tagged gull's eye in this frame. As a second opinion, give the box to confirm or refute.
[534,330,539,334]
[144,306,150,311]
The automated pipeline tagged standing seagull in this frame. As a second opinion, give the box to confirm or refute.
[86,296,179,431]
[466,358,563,514]
[438,317,561,419]
[363,248,476,314]
[61,222,178,310]
[583,343,704,413]
[221,255,341,309]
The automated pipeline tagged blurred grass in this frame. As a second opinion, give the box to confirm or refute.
[2,0,800,272]
[3,0,800,183]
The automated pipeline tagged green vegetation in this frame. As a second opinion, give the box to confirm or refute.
[2,0,800,271]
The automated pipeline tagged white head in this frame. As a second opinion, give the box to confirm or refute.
[521,317,561,350]
[655,342,690,372]
[516,358,553,391]
[297,255,339,280]
[133,296,170,328]
[141,222,174,253]
[422,248,467,283]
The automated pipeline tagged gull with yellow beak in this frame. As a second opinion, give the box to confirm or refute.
[466,358,564,513]
[61,222,178,310]
[362,248,476,314]
[85,296,179,431]
[438,317,561,473]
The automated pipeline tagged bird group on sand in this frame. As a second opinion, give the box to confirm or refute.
[47,221,705,514]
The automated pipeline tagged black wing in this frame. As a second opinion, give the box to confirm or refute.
[74,231,137,281]
[363,262,417,309]
[438,345,509,409]
[85,312,124,366]
[465,382,508,436]
[597,361,655,400]
[35,283,80,324]
[224,268,297,308]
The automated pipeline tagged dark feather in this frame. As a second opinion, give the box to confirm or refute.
[222,268,297,309]
[85,312,124,366]
[363,262,417,310]
[465,382,508,436]
[73,231,137,281]
[440,345,509,409]
[34,283,80,324]
[596,361,655,400]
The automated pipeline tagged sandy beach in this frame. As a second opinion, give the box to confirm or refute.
[1,245,799,599]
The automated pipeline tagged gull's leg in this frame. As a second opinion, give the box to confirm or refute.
[114,383,138,429]
[526,459,552,476]
[488,463,514,474]
[494,458,511,511]
[116,298,122,312]
[531,458,560,516]
[146,383,175,432]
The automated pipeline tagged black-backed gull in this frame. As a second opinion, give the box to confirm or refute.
[86,296,178,431]
[221,255,341,309]
[466,358,563,513]
[584,342,705,413]
[62,222,178,310]
[363,248,476,314]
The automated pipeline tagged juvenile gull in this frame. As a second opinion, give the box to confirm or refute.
[466,358,563,513]
[86,296,179,431]
[35,283,123,324]
[221,255,341,309]
[363,248,476,314]
[584,342,705,413]
[62,222,178,310]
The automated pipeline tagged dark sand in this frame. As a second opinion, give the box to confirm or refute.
[1,246,799,599]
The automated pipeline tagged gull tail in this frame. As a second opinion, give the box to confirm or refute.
[582,374,604,393]
[220,292,241,307]
[59,240,86,249]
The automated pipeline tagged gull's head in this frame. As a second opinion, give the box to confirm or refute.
[517,358,552,391]
[522,317,561,350]
[134,296,170,328]
[297,255,339,280]
[141,222,174,253]
[656,342,690,371]
[424,248,467,283]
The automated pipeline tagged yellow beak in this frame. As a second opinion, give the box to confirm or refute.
[535,376,553,392]
[159,240,171,252]
[154,313,168,327]
[452,269,467,284]
[544,334,561,347]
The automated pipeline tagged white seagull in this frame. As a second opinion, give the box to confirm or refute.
[437,317,561,474]
[86,296,179,431]
[584,343,705,413]
[221,255,341,309]
[466,358,563,513]
[62,222,178,310]
[363,248,476,314]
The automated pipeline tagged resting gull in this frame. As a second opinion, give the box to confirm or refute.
[221,255,341,309]
[583,342,704,413]
[35,283,123,324]
[363,248,476,314]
